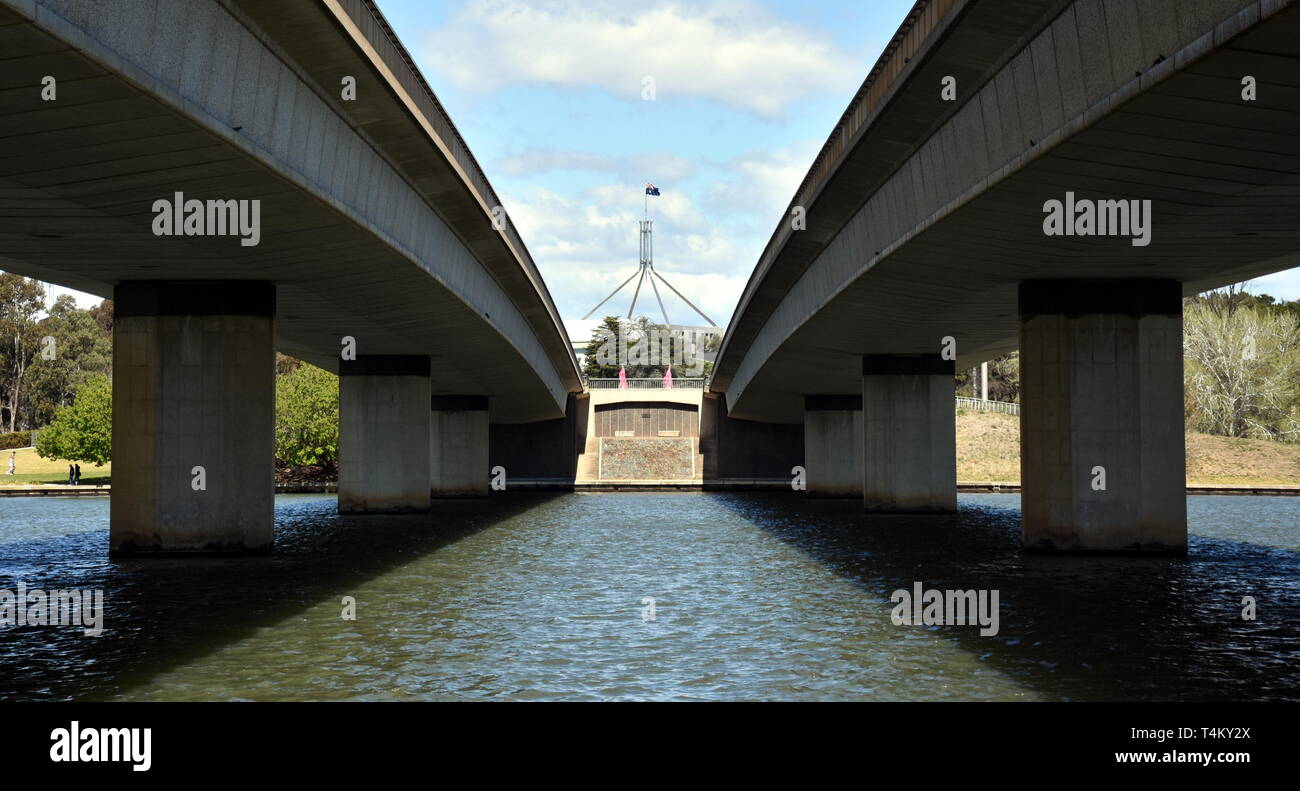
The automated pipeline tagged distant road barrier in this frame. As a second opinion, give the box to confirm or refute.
[956,396,1020,416]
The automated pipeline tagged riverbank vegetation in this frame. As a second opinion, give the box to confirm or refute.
[274,356,338,481]
[4,271,1300,487]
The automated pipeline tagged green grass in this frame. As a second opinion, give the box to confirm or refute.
[0,446,110,486]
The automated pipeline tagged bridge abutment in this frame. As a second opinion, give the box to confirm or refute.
[700,393,804,485]
[339,356,432,513]
[803,395,863,498]
[110,282,276,554]
[431,396,489,497]
[861,355,956,512]
[1019,280,1186,553]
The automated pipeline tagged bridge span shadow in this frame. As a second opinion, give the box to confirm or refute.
[0,493,563,701]
[712,492,1300,702]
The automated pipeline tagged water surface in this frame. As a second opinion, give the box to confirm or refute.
[0,492,1296,701]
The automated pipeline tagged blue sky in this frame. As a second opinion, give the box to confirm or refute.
[378,0,914,328]
[45,0,1300,317]
[378,0,1300,324]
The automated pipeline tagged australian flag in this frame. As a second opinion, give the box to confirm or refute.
[645,183,660,196]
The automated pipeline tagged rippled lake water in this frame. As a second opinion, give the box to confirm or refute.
[0,492,1296,701]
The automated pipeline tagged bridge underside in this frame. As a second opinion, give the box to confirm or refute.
[0,1,571,423]
[711,1,1300,552]
[1,0,584,554]
[727,3,1300,423]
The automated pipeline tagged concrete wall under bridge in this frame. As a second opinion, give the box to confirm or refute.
[489,394,588,489]
[700,393,803,488]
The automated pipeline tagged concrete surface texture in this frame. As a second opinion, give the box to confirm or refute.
[338,356,432,513]
[1019,280,1187,551]
[712,0,1300,422]
[861,356,957,512]
[110,282,275,553]
[803,396,864,498]
[430,396,489,497]
[0,0,579,422]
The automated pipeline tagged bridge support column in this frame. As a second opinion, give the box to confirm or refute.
[110,282,275,554]
[1019,281,1185,552]
[339,356,431,513]
[803,395,862,497]
[861,355,956,512]
[431,396,489,497]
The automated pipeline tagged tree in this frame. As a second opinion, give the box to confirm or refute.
[0,273,45,432]
[583,316,626,379]
[1202,280,1252,319]
[88,299,113,337]
[25,295,111,426]
[1184,298,1300,440]
[955,353,1019,401]
[35,374,112,465]
[988,353,1020,402]
[581,315,714,379]
[275,361,338,467]
[275,352,302,377]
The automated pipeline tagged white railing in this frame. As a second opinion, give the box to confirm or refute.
[587,377,707,390]
[956,396,1020,415]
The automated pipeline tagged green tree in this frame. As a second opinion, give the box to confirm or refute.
[582,316,626,379]
[25,295,112,426]
[35,374,112,465]
[88,298,113,337]
[0,273,45,432]
[581,315,714,380]
[275,361,338,467]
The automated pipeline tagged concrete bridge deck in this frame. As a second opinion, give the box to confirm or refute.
[4,0,1297,556]
[0,0,581,552]
[0,0,579,419]
[714,0,1300,421]
[708,0,1300,551]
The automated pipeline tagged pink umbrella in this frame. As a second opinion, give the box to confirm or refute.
[663,365,673,389]
[618,366,628,389]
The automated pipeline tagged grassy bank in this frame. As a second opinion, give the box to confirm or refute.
[5,415,1297,488]
[0,446,111,486]
[957,411,1300,485]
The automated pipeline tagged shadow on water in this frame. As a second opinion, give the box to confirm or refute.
[0,493,563,701]
[3,490,1296,701]
[712,492,1300,702]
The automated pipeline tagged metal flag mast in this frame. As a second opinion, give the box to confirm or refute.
[581,183,718,327]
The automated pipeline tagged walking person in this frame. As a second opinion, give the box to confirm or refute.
[68,464,74,485]
[74,464,81,485]
[6,451,14,476]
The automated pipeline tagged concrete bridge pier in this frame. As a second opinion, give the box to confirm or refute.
[339,356,431,513]
[1019,281,1186,552]
[861,355,956,512]
[110,282,276,554]
[431,396,489,497]
[803,395,863,498]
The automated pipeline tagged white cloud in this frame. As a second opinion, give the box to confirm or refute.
[495,149,696,182]
[705,139,823,230]
[1247,268,1300,302]
[503,183,746,324]
[495,137,828,325]
[423,0,862,117]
